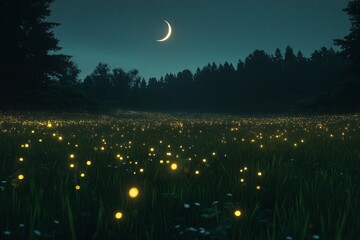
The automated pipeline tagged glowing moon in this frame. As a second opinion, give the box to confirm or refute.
[157,20,172,42]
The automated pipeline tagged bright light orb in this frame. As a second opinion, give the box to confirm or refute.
[234,210,241,217]
[18,174,24,180]
[86,161,92,166]
[115,212,123,219]
[129,187,139,198]
[171,163,178,170]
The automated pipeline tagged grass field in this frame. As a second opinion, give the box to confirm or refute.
[0,111,359,240]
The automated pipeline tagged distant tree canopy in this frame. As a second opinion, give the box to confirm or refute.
[0,0,78,106]
[83,63,140,107]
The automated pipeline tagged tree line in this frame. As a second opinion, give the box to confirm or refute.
[0,0,359,113]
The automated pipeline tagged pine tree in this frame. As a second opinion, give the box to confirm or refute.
[334,0,360,71]
[0,0,69,102]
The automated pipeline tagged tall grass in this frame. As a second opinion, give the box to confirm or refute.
[0,112,359,239]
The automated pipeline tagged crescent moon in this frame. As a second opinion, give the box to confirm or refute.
[157,20,172,42]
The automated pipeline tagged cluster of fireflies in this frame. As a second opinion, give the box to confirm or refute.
[1,112,358,230]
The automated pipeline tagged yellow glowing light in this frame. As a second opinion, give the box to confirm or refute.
[166,160,170,164]
[24,144,29,148]
[129,187,139,198]
[31,130,35,134]
[86,160,92,166]
[166,152,172,156]
[19,157,24,162]
[58,136,63,141]
[115,212,123,219]
[101,147,105,151]
[38,139,43,142]
[234,210,241,217]
[244,167,248,171]
[202,158,207,163]
[256,185,261,190]
[171,163,178,170]
[240,169,243,173]
[195,170,200,175]
[139,168,144,173]
[150,148,154,152]
[80,173,85,177]
[70,154,75,159]
[18,174,24,180]
[159,160,164,164]
[70,164,75,168]
[258,172,262,176]
[240,178,245,183]
[47,122,52,128]
[212,152,216,156]
[75,185,80,190]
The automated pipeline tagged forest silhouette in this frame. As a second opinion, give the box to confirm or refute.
[1,0,359,113]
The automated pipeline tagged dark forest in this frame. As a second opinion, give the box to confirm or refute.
[1,0,359,114]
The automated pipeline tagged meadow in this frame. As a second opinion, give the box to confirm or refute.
[0,111,359,240]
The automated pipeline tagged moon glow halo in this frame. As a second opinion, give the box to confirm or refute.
[157,20,172,42]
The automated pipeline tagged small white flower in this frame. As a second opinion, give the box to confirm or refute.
[184,203,190,209]
[312,235,320,239]
[194,202,200,206]
[3,230,11,235]
[186,227,197,232]
[226,193,233,197]
[33,230,41,236]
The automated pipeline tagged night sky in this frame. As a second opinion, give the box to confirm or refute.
[50,0,350,80]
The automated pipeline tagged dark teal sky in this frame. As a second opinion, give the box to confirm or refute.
[50,0,350,80]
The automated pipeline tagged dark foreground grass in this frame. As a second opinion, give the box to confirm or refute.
[0,112,359,239]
